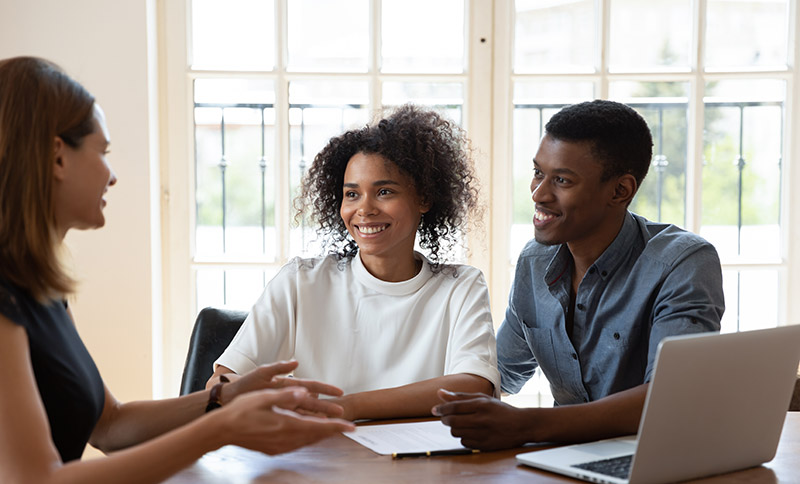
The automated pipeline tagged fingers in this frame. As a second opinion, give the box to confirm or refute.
[256,360,300,379]
[436,388,487,402]
[278,395,347,418]
[272,376,345,398]
[272,406,355,433]
[253,386,308,409]
[432,391,490,417]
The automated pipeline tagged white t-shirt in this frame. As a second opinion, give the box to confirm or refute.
[215,252,500,395]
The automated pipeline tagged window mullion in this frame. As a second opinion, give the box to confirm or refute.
[466,0,494,283]
[371,0,382,108]
[785,0,800,325]
[597,0,609,98]
[276,0,291,262]
[489,0,514,328]
[686,0,706,233]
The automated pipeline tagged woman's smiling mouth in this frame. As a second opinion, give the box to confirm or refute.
[356,224,389,235]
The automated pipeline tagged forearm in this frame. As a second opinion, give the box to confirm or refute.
[91,391,211,452]
[53,415,222,484]
[524,384,648,444]
[341,374,493,420]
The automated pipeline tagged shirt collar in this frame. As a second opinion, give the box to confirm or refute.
[590,211,641,281]
[544,211,640,285]
[352,250,433,295]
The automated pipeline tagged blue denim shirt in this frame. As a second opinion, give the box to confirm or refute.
[497,212,724,405]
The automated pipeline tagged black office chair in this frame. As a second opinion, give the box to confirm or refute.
[179,307,248,395]
[790,376,800,411]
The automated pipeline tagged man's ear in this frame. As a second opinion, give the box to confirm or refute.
[611,174,637,207]
[53,136,67,181]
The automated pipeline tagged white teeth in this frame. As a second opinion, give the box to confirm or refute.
[534,210,555,221]
[358,225,388,234]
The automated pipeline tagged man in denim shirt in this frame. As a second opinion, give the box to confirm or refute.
[433,100,724,450]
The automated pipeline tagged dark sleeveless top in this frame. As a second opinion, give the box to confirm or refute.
[0,277,105,462]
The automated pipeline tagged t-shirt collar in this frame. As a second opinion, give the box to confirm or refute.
[352,251,432,296]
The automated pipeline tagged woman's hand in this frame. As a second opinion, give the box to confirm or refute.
[212,387,355,455]
[219,360,347,418]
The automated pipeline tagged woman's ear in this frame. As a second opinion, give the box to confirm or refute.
[419,198,431,214]
[53,136,67,181]
[612,174,637,207]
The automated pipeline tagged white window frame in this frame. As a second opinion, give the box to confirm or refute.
[160,0,800,397]
[489,0,800,329]
[159,0,494,396]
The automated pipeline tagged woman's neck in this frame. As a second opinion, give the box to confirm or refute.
[359,253,422,282]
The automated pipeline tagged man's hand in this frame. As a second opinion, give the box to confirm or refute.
[432,389,535,451]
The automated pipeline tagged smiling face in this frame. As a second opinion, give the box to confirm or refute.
[340,152,428,280]
[530,134,624,251]
[52,104,117,238]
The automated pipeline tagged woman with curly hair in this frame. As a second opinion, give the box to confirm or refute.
[211,104,499,420]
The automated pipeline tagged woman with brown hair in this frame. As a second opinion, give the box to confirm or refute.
[0,56,353,484]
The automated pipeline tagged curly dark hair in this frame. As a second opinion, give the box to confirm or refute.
[545,99,653,187]
[296,104,480,267]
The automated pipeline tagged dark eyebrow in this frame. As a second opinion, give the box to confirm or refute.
[342,180,402,189]
[532,159,579,177]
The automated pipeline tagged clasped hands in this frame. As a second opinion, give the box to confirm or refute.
[205,360,354,455]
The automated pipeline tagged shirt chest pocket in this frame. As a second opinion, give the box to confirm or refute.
[520,325,563,388]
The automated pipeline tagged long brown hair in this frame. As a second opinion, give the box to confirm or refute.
[0,56,96,302]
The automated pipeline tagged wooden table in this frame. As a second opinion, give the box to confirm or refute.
[165,412,800,483]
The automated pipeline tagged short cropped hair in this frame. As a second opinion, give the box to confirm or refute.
[296,104,480,267]
[545,99,653,187]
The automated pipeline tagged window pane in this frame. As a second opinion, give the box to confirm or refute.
[195,78,276,105]
[510,82,593,263]
[701,80,784,260]
[705,0,789,70]
[610,81,690,227]
[196,267,279,312]
[194,80,277,260]
[721,270,779,333]
[288,0,369,72]
[288,81,369,256]
[191,0,275,71]
[609,0,692,72]
[381,0,465,73]
[514,0,596,73]
[382,82,464,124]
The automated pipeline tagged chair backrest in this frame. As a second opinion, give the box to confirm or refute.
[179,307,248,395]
[791,376,800,411]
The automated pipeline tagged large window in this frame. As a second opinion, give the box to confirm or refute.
[189,0,470,313]
[162,0,491,393]
[162,0,799,398]
[505,0,794,336]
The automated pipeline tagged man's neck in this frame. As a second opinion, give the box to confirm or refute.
[567,211,627,288]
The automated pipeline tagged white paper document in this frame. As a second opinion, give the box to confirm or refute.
[344,420,468,456]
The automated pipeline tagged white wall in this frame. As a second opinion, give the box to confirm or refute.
[0,0,160,403]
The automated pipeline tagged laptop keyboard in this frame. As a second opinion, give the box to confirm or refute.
[572,454,633,479]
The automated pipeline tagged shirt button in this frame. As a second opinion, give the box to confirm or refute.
[601,270,608,277]
[583,397,589,403]
[614,332,620,340]
[690,318,698,324]
[576,303,585,311]
[571,353,578,360]
[588,267,596,274]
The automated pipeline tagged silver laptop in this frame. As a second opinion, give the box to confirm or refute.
[516,325,800,484]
